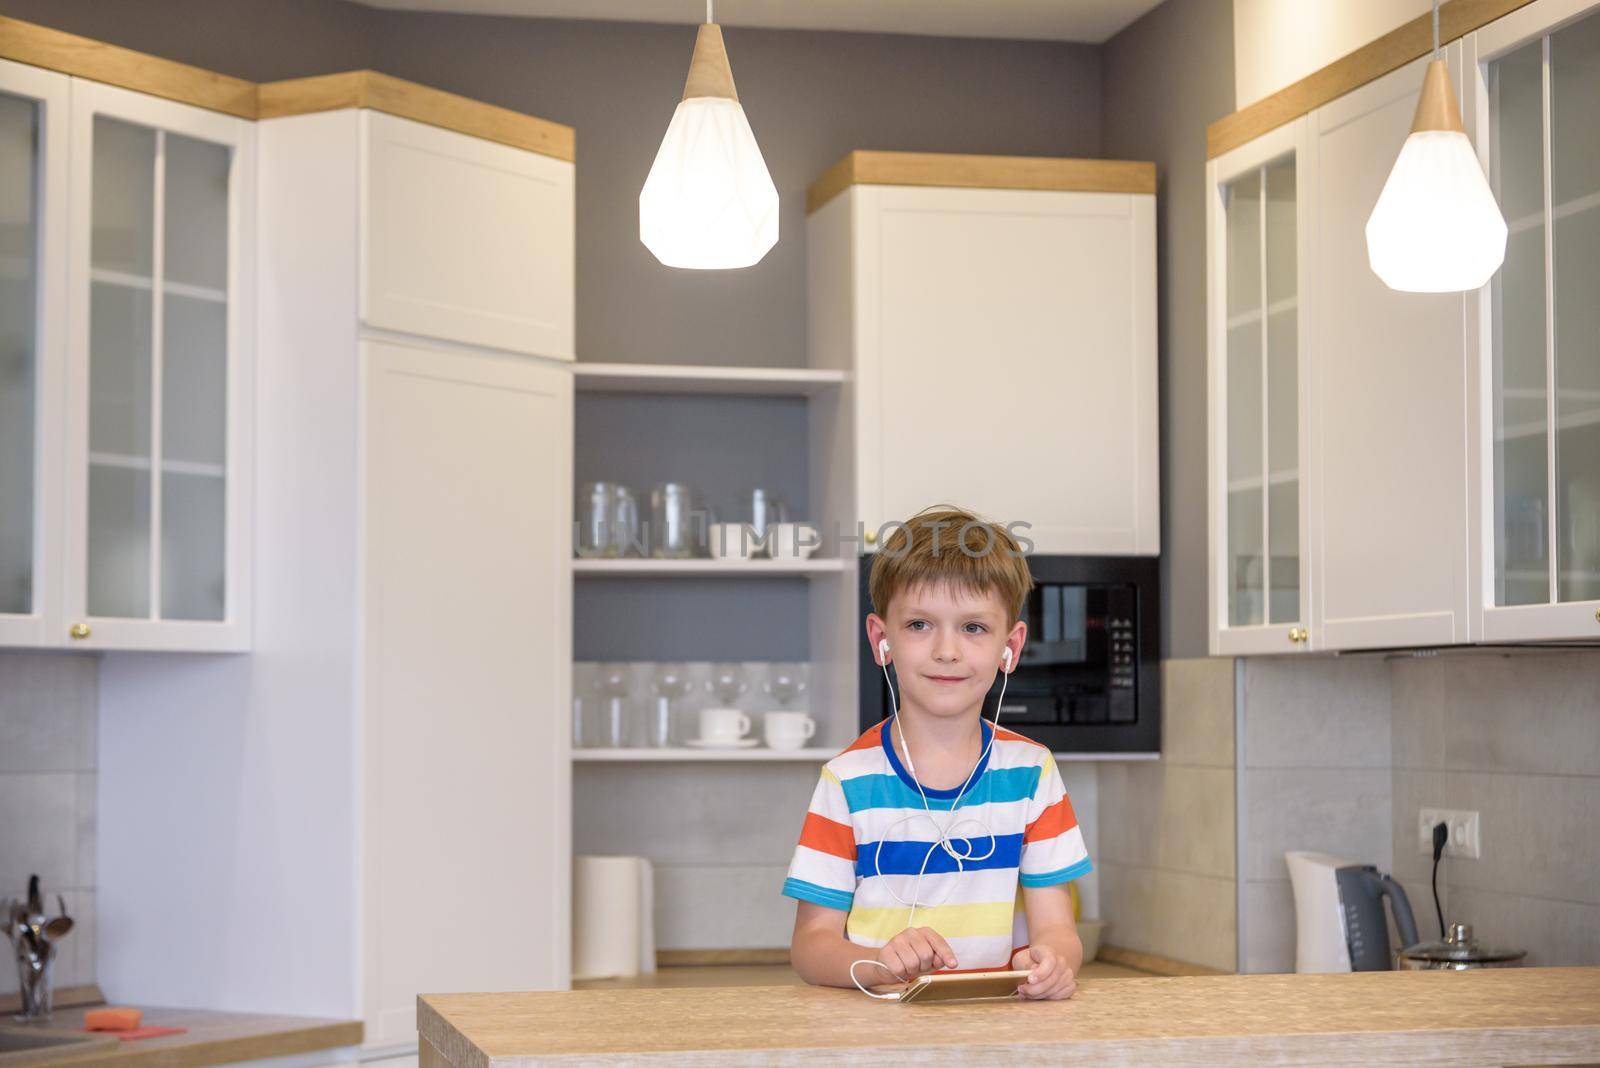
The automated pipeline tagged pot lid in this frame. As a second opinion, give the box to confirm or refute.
[1400,923,1527,964]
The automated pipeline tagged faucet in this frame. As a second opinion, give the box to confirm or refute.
[4,875,74,1022]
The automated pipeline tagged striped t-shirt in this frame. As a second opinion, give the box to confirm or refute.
[782,717,1091,972]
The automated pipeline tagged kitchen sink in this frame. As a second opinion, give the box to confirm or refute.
[0,1027,119,1066]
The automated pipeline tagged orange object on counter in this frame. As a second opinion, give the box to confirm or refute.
[84,1007,143,1031]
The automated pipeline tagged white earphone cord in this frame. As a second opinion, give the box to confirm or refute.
[849,645,1012,999]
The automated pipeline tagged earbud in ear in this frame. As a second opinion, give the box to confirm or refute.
[878,638,890,664]
[1002,647,1013,668]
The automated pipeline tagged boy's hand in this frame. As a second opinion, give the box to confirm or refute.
[876,926,958,980]
[1013,944,1077,1001]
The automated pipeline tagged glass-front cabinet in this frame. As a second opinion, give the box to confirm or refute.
[62,81,253,651]
[0,73,252,652]
[1207,118,1315,655]
[1471,0,1600,640]
[0,60,68,647]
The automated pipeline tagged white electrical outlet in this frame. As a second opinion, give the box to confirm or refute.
[1418,808,1481,859]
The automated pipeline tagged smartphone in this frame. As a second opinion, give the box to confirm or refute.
[896,969,1032,1004]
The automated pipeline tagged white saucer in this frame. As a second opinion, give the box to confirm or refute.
[685,737,760,749]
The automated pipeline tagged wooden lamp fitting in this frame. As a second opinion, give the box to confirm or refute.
[1410,59,1464,135]
[682,23,739,102]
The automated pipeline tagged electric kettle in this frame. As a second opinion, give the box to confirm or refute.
[1286,851,1420,972]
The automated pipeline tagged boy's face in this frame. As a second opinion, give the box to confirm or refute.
[866,580,1026,725]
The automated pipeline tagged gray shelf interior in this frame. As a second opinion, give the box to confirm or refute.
[574,390,815,663]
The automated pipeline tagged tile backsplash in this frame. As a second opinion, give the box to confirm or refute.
[0,652,98,995]
[1236,656,1393,974]
[1234,647,1600,973]
[1389,649,1600,967]
[1097,657,1238,973]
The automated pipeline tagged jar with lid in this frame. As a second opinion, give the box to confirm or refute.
[1397,923,1526,970]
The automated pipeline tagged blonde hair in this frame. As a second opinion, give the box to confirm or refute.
[868,505,1034,626]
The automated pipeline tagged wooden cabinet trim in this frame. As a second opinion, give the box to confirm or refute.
[259,71,575,162]
[0,15,256,118]
[0,16,574,161]
[1207,0,1539,160]
[807,150,1156,214]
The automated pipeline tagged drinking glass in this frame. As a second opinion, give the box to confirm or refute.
[592,662,633,747]
[576,481,615,558]
[650,482,698,558]
[746,488,788,556]
[705,662,749,706]
[612,486,641,557]
[577,483,642,558]
[762,662,807,708]
[647,662,695,748]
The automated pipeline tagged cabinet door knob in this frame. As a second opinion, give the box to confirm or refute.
[864,530,877,545]
[1287,627,1299,643]
[69,622,91,640]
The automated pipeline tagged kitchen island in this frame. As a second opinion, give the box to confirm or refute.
[418,966,1600,1066]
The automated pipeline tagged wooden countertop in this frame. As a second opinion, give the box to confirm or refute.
[420,967,1600,1067]
[571,958,1154,990]
[0,1004,362,1068]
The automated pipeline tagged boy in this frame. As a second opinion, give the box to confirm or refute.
[783,506,1090,1001]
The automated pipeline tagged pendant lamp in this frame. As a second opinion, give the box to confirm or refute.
[639,0,779,270]
[1365,0,1507,292]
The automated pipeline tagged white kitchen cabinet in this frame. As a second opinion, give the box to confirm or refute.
[807,166,1159,557]
[0,58,67,648]
[96,104,574,1046]
[362,337,571,1045]
[1206,118,1317,656]
[1205,1,1600,653]
[1307,46,1474,651]
[363,111,574,360]
[1467,0,1600,641]
[61,80,255,651]
[0,70,253,652]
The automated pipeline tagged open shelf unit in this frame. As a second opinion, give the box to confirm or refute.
[571,360,857,765]
[572,361,846,397]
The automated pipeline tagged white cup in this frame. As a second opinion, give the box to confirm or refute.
[763,711,816,750]
[709,522,756,561]
[769,521,820,559]
[699,706,751,742]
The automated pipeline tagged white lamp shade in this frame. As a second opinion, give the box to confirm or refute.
[1365,129,1508,293]
[639,96,779,270]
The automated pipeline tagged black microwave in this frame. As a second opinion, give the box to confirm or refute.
[858,554,1161,755]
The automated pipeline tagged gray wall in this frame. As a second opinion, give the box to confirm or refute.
[1101,0,1235,659]
[1,0,1104,371]
[572,393,812,663]
[0,653,98,997]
